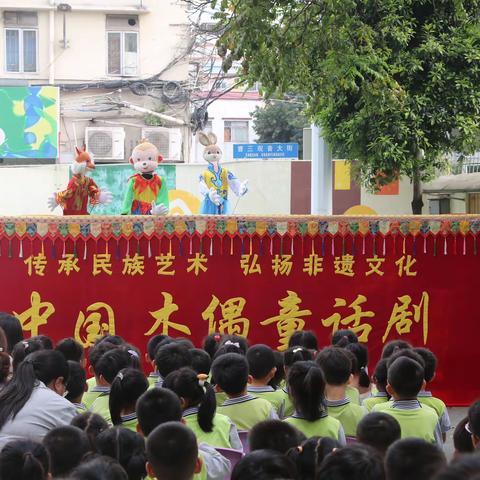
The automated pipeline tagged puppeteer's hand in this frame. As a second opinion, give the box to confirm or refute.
[208,188,223,206]
[47,193,58,212]
[239,180,249,196]
[151,202,169,215]
[98,190,113,205]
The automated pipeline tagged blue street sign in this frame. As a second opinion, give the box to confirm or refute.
[233,143,299,159]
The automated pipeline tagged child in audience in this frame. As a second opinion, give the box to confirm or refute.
[343,348,361,405]
[232,449,298,480]
[90,348,131,422]
[453,417,475,457]
[55,337,85,364]
[154,342,192,387]
[163,366,242,449]
[70,455,128,480]
[284,360,346,444]
[219,335,249,355]
[0,439,51,480]
[190,348,212,375]
[286,436,322,480]
[66,360,88,413]
[203,333,224,359]
[109,367,148,430]
[435,454,480,480]
[212,353,278,431]
[345,342,371,401]
[71,411,109,452]
[0,345,10,391]
[0,313,23,354]
[381,339,412,359]
[385,438,446,480]
[246,344,286,416]
[332,329,358,345]
[287,331,318,352]
[372,356,442,445]
[145,334,170,387]
[363,359,389,411]
[315,347,367,438]
[414,347,451,440]
[136,388,230,480]
[269,351,286,389]
[97,427,147,480]
[11,338,44,371]
[43,425,90,478]
[249,419,305,453]
[467,400,480,449]
[356,412,401,456]
[146,422,202,480]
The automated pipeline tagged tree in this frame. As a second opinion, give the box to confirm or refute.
[213,0,480,213]
[252,101,308,157]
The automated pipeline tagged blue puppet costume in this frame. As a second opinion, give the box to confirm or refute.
[197,131,248,214]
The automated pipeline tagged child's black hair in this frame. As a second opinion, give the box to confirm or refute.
[213,342,244,359]
[11,339,44,371]
[71,412,109,452]
[190,348,212,375]
[372,359,389,393]
[386,348,425,369]
[29,335,54,350]
[203,332,223,359]
[381,340,412,359]
[345,343,370,389]
[146,422,198,480]
[136,387,182,436]
[385,438,446,480]
[146,335,171,361]
[316,444,384,480]
[231,449,298,480]
[211,352,249,396]
[288,331,318,351]
[269,351,285,389]
[249,420,306,454]
[315,346,352,385]
[109,368,148,426]
[55,337,84,363]
[97,427,147,480]
[284,346,313,368]
[435,454,480,480]
[288,361,327,421]
[452,417,474,455]
[66,360,87,403]
[95,335,125,346]
[356,412,401,455]
[163,367,216,432]
[122,344,142,370]
[220,335,249,354]
[286,437,320,480]
[95,348,131,385]
[154,342,192,378]
[88,342,117,373]
[0,350,69,430]
[468,399,480,438]
[332,329,359,345]
[0,313,23,353]
[387,357,425,398]
[43,425,90,477]
[247,344,276,380]
[70,455,128,480]
[413,347,437,383]
[175,337,195,349]
[0,350,10,386]
[0,439,50,480]
[315,437,342,466]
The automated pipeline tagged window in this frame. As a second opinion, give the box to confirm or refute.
[429,198,450,214]
[106,15,139,76]
[4,11,38,73]
[224,120,249,143]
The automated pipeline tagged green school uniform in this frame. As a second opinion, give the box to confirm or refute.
[215,391,228,407]
[90,393,112,424]
[218,394,276,431]
[326,398,367,437]
[120,413,139,432]
[284,412,345,443]
[372,399,441,444]
[83,386,110,410]
[346,385,360,405]
[278,387,295,418]
[147,373,161,389]
[247,386,286,417]
[73,402,88,415]
[418,391,451,433]
[184,407,233,449]
[363,393,389,412]
[86,377,96,390]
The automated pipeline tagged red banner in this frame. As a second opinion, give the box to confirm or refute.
[0,216,478,406]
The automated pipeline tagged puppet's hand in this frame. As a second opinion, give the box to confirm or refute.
[47,193,58,211]
[151,202,169,215]
[239,180,249,196]
[208,188,223,206]
[98,190,113,205]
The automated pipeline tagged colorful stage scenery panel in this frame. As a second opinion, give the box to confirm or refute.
[0,214,479,405]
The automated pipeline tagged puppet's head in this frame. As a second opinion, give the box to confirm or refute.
[198,132,222,164]
[71,146,95,175]
[130,139,163,174]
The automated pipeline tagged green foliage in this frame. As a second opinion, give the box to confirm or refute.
[252,101,308,157]
[214,0,480,198]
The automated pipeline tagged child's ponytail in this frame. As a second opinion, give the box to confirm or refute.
[197,375,215,433]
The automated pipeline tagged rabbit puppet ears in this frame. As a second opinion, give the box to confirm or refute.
[198,131,217,146]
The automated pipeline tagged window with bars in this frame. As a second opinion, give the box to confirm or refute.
[224,120,249,143]
[106,15,139,76]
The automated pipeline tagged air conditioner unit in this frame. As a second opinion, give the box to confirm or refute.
[85,127,125,162]
[142,127,182,162]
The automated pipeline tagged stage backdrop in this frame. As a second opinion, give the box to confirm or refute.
[0,215,478,406]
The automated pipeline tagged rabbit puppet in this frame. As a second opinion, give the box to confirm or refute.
[48,146,112,215]
[198,131,248,215]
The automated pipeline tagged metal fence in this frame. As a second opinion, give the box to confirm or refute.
[449,152,480,174]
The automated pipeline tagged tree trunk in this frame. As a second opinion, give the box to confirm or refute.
[411,168,424,215]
